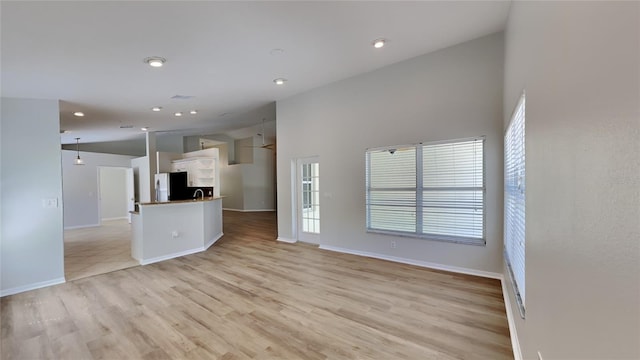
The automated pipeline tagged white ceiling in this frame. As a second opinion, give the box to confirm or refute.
[1,1,511,145]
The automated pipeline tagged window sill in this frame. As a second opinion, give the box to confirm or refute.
[366,229,486,246]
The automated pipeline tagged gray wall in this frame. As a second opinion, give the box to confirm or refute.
[241,136,275,211]
[184,134,235,161]
[62,134,185,157]
[62,139,146,156]
[276,33,504,274]
[131,156,151,203]
[234,137,254,164]
[503,2,640,359]
[1,98,65,295]
[62,150,135,228]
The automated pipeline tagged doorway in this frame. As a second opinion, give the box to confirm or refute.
[295,158,320,244]
[63,166,137,281]
[98,167,134,224]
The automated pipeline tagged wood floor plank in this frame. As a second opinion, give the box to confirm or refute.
[64,219,139,281]
[1,211,512,359]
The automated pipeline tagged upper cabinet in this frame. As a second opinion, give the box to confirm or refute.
[171,157,215,187]
[191,158,216,187]
[159,147,221,197]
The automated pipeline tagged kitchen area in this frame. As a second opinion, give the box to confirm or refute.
[130,147,224,265]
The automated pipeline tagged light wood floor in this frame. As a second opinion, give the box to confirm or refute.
[64,219,139,281]
[2,211,512,359]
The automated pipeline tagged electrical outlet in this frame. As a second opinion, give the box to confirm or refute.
[172,231,179,238]
[537,351,543,360]
[391,240,397,249]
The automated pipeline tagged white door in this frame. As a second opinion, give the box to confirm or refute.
[296,158,320,243]
[126,168,135,223]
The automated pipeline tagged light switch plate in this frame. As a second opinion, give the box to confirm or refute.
[42,198,58,208]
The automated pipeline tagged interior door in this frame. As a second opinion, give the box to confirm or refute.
[126,168,135,223]
[296,158,320,243]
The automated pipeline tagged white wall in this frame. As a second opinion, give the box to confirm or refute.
[1,98,64,296]
[503,2,640,359]
[62,150,135,228]
[276,33,504,274]
[98,167,128,220]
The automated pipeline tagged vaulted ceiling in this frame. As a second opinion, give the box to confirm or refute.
[1,1,511,144]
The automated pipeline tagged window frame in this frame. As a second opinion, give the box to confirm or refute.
[365,136,486,246]
[504,92,526,318]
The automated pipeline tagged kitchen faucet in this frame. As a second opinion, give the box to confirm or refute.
[193,189,204,200]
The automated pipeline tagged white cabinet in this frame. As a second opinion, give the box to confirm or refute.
[171,157,215,187]
[191,158,215,187]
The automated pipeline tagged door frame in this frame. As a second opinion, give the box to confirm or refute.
[293,156,320,244]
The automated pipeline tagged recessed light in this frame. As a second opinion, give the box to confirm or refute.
[141,127,149,131]
[144,56,166,68]
[190,110,198,115]
[273,78,287,85]
[372,38,386,49]
[174,112,183,117]
[73,111,85,117]
[151,106,162,112]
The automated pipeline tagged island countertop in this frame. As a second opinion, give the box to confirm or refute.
[131,196,223,265]
[139,197,223,206]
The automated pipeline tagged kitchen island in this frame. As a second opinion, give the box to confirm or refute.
[130,197,223,265]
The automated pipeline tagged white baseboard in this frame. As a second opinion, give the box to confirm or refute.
[101,216,128,222]
[223,208,276,212]
[140,247,206,265]
[1,277,66,297]
[64,223,100,230]
[501,276,523,360]
[205,232,224,250]
[276,237,297,243]
[318,245,503,280]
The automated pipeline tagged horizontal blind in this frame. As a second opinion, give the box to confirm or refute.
[366,147,416,233]
[366,138,485,245]
[504,93,526,314]
[422,139,484,240]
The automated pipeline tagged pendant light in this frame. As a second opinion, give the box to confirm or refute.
[74,137,84,165]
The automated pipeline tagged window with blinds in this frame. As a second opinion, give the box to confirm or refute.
[504,93,526,317]
[366,137,485,245]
